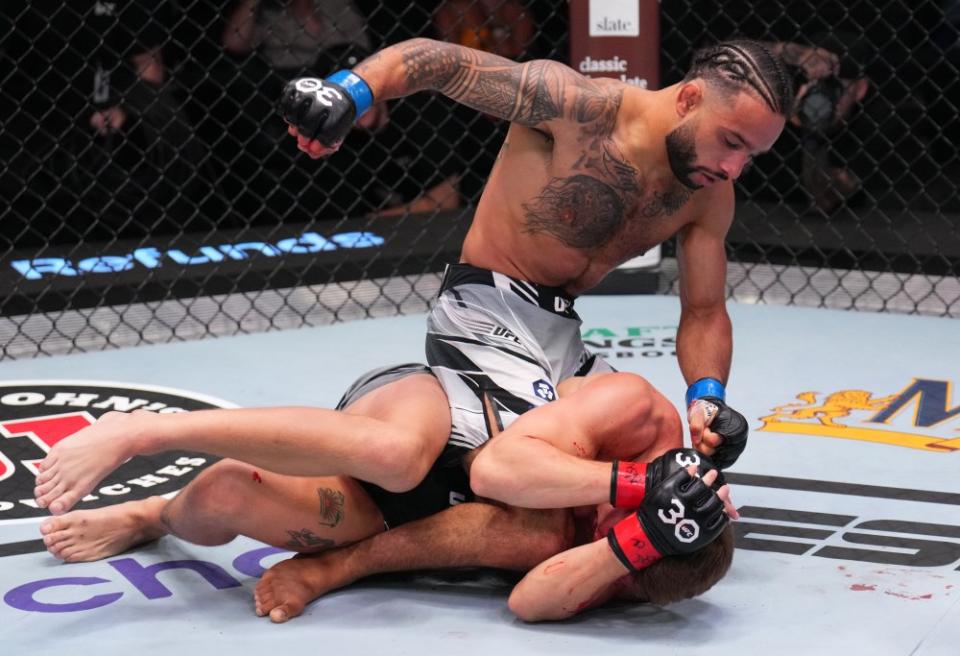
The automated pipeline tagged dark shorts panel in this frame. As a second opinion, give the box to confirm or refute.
[336,362,474,529]
[359,443,473,529]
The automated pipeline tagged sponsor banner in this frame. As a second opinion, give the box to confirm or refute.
[570,0,659,89]
[581,325,677,360]
[759,378,960,452]
[1,210,471,316]
[588,0,639,37]
[0,381,235,523]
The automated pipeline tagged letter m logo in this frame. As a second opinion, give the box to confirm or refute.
[869,379,960,429]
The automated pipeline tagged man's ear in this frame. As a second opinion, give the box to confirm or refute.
[676,82,703,118]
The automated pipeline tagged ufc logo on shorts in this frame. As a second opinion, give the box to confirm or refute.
[294,78,344,107]
[657,498,700,543]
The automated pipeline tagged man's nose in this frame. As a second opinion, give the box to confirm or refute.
[720,153,750,180]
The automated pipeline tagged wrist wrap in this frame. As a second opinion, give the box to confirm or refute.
[607,513,663,572]
[610,460,647,508]
[326,70,374,116]
[686,377,726,405]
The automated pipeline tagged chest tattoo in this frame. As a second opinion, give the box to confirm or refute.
[522,174,625,249]
[522,120,693,249]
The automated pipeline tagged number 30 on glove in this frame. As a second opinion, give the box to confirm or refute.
[607,468,729,571]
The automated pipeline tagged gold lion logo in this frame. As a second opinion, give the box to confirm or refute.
[761,390,896,427]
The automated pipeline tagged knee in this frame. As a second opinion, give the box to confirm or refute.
[174,460,257,520]
[366,429,437,493]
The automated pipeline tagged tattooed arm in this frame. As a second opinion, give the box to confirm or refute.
[352,38,620,134]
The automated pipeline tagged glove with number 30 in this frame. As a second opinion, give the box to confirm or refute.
[610,448,726,508]
[607,468,728,571]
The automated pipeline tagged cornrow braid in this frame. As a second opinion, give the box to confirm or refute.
[684,40,794,117]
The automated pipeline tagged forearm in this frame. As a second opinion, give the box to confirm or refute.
[472,373,652,509]
[676,306,732,385]
[508,538,626,621]
[471,434,610,508]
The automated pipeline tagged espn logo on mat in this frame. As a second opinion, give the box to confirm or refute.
[0,382,235,521]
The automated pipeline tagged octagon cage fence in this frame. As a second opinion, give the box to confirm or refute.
[1,0,957,359]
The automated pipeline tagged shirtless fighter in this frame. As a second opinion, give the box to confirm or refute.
[279,38,792,473]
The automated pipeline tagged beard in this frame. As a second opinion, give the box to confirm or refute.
[665,120,703,190]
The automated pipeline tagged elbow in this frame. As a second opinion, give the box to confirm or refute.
[469,445,522,501]
[507,590,568,623]
[468,452,504,500]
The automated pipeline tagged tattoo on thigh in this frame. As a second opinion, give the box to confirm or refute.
[316,487,345,527]
[285,528,335,550]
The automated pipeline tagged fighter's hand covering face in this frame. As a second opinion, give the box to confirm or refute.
[608,468,729,572]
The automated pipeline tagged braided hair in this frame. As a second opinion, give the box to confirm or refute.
[684,40,794,117]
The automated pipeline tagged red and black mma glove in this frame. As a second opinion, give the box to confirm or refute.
[279,71,375,146]
[610,448,726,508]
[607,468,729,572]
[686,377,749,470]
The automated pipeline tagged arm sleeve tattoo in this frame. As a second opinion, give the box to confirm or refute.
[380,38,619,130]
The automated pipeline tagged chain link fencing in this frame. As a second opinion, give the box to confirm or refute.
[1,0,957,358]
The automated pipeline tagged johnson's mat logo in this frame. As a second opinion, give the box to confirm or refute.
[759,378,960,452]
[0,381,235,522]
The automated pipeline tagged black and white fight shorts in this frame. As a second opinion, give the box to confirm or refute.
[426,263,614,452]
[335,363,474,530]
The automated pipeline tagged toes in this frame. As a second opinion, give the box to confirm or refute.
[40,517,65,535]
[36,455,58,474]
[34,474,62,499]
[60,547,83,563]
[36,481,67,510]
[49,499,68,516]
[269,606,290,623]
[47,539,74,560]
[49,490,82,516]
[254,585,272,617]
[43,530,74,549]
[35,464,57,484]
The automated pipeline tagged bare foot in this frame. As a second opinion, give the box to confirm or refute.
[34,411,147,515]
[40,497,168,562]
[254,551,352,623]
